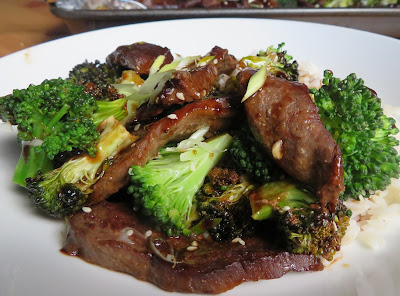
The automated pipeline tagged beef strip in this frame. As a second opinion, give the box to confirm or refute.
[63,201,324,294]
[241,73,344,210]
[135,46,238,121]
[88,97,237,205]
[106,42,174,75]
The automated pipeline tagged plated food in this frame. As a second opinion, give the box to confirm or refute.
[0,19,400,296]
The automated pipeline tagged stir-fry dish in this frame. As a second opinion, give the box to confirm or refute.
[1,42,399,294]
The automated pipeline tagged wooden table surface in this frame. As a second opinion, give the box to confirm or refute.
[0,0,72,57]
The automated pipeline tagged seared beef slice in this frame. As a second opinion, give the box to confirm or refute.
[244,75,344,210]
[136,46,238,121]
[64,201,324,294]
[88,97,237,205]
[106,42,173,75]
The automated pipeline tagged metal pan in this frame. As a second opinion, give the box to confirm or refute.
[49,4,400,38]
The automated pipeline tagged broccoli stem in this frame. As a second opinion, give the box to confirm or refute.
[92,98,128,126]
[47,105,70,129]
[13,145,53,187]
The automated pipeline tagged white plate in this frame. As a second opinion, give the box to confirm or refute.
[0,18,400,296]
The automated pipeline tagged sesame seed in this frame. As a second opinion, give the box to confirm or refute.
[333,222,338,232]
[134,123,141,131]
[191,241,198,247]
[213,59,218,64]
[187,246,198,251]
[82,206,92,213]
[126,229,134,236]
[232,237,246,246]
[176,92,185,101]
[145,230,153,238]
[167,114,178,120]
[272,140,283,160]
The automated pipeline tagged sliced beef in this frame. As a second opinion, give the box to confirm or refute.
[242,74,344,210]
[106,42,174,75]
[63,201,324,294]
[136,46,238,121]
[88,97,237,205]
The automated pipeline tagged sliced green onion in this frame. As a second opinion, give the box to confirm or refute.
[160,55,200,73]
[242,65,267,103]
[197,55,215,66]
[149,55,166,75]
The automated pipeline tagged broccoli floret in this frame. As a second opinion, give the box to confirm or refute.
[127,132,233,236]
[194,171,254,241]
[69,60,122,92]
[229,126,286,184]
[238,43,299,81]
[25,116,137,217]
[312,70,400,200]
[250,181,350,260]
[0,79,99,155]
[0,77,140,186]
[0,79,100,185]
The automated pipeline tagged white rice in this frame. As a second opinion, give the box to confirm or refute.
[298,61,400,251]
[298,61,324,90]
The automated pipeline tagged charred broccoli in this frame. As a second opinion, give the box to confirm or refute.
[312,70,400,200]
[69,60,122,93]
[26,116,137,217]
[229,126,286,184]
[250,181,350,260]
[194,168,254,241]
[127,129,233,236]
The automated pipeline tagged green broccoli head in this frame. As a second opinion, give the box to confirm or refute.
[25,116,137,217]
[249,181,350,260]
[127,132,233,236]
[0,77,138,186]
[26,169,89,218]
[0,78,99,158]
[312,70,400,200]
[229,126,286,184]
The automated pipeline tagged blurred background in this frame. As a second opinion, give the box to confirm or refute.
[0,1,70,57]
[0,0,399,57]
